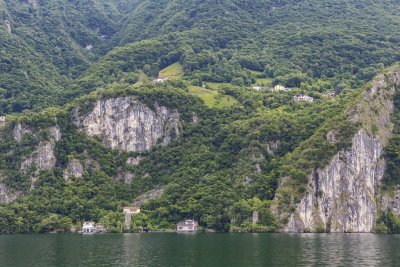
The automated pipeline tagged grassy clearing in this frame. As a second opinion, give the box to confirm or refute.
[188,86,238,108]
[204,82,231,89]
[255,77,273,86]
[159,62,183,79]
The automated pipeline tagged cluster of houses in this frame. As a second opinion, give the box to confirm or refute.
[252,85,293,92]
[81,209,199,234]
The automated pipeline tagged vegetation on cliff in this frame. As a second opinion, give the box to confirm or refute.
[0,0,400,234]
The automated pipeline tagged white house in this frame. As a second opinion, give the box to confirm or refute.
[293,95,314,102]
[273,85,286,91]
[177,219,198,232]
[153,77,169,83]
[253,86,262,91]
[82,222,97,234]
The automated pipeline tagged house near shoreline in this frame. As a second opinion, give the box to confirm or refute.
[81,222,106,234]
[177,219,199,232]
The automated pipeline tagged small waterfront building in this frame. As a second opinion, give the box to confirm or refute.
[82,222,97,234]
[177,219,199,232]
[123,207,141,228]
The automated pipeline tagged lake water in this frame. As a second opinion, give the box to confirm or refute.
[0,233,399,266]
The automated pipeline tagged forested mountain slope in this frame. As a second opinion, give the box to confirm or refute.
[1,0,400,234]
[0,0,124,114]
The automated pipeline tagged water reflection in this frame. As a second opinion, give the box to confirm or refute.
[0,233,399,266]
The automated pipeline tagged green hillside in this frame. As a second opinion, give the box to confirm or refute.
[1,0,400,234]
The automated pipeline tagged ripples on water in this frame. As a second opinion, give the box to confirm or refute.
[0,233,399,266]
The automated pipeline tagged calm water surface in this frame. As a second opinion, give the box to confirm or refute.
[0,233,399,266]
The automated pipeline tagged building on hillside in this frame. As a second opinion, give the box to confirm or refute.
[123,207,141,228]
[271,85,291,92]
[293,94,314,102]
[82,222,97,234]
[253,86,262,91]
[176,219,199,232]
[153,77,169,83]
[272,85,285,91]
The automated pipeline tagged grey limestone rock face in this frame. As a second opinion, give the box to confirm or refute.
[63,159,84,181]
[126,156,143,166]
[16,125,61,189]
[285,130,384,233]
[20,141,57,173]
[0,183,21,203]
[281,67,400,233]
[74,97,180,152]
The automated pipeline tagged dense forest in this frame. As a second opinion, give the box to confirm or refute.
[0,0,400,234]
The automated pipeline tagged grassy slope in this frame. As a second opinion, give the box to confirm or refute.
[188,86,238,108]
[159,62,184,80]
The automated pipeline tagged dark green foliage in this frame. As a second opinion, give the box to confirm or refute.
[1,0,400,234]
[376,210,400,234]
[383,91,400,185]
[2,0,400,115]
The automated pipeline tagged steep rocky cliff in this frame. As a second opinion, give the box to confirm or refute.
[280,66,400,233]
[73,97,180,152]
[0,95,183,203]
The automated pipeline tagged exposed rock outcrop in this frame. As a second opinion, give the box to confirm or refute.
[0,183,21,203]
[132,187,165,207]
[17,125,61,188]
[126,156,143,166]
[21,141,57,173]
[13,123,33,142]
[74,97,180,152]
[63,159,84,181]
[63,158,100,181]
[279,67,400,233]
[115,171,135,184]
[3,20,11,34]
[285,129,385,233]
